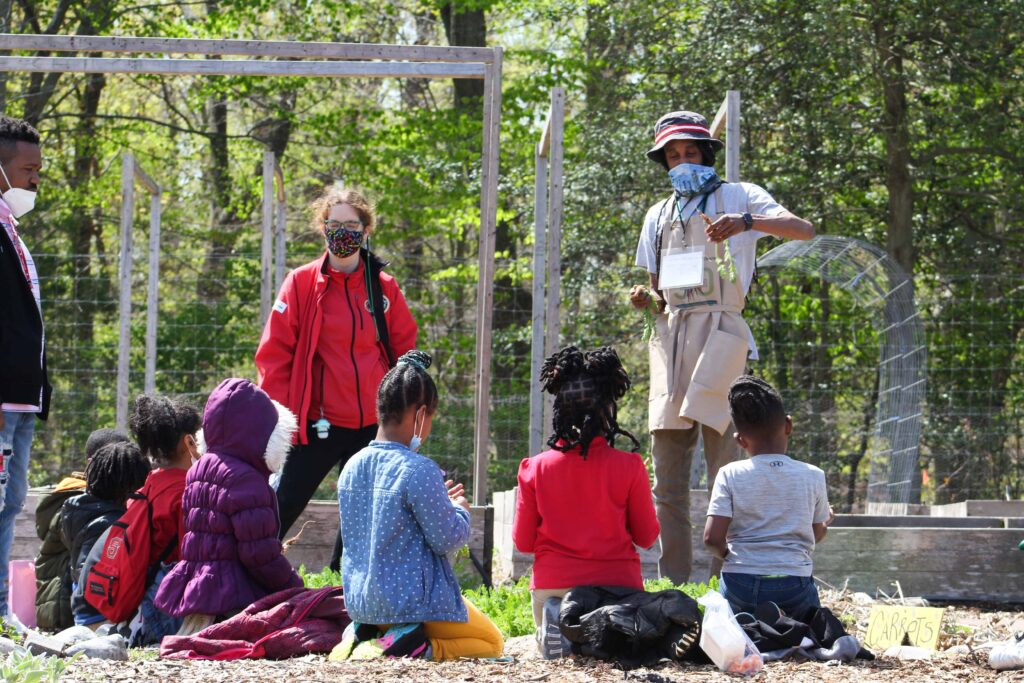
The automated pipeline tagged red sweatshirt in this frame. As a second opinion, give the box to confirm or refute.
[133,467,187,564]
[513,437,660,590]
[254,252,417,442]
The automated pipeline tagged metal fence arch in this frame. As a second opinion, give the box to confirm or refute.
[757,235,927,505]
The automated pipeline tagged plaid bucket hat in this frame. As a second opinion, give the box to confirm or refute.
[646,111,724,165]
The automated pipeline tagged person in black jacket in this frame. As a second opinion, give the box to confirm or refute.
[0,114,46,618]
[35,428,131,630]
[63,441,150,628]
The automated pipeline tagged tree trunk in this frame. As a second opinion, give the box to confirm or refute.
[439,2,485,106]
[399,8,436,287]
[848,369,880,510]
[872,7,915,275]
[197,90,238,301]
[403,8,436,110]
[68,69,106,351]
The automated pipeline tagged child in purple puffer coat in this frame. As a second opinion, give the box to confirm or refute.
[155,378,303,634]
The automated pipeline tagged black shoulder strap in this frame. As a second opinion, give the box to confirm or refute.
[130,490,177,582]
[365,250,396,368]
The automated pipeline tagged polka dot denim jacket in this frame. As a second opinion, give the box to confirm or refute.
[338,440,471,624]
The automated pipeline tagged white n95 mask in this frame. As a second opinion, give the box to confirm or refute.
[0,164,36,218]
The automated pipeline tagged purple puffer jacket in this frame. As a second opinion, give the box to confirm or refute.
[155,378,303,618]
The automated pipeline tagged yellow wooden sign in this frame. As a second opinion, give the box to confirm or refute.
[864,605,945,650]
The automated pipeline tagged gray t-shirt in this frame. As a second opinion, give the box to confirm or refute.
[707,454,830,577]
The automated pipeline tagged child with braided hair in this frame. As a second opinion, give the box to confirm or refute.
[331,350,503,662]
[64,440,151,627]
[513,346,660,637]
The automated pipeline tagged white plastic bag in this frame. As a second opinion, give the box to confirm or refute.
[697,591,763,675]
[990,633,1024,671]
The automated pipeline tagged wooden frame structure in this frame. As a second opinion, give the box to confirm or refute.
[710,90,741,182]
[528,88,565,457]
[0,35,503,502]
[259,150,288,329]
[116,149,287,430]
[115,151,161,429]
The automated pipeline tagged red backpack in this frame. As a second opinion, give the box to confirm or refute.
[83,489,178,623]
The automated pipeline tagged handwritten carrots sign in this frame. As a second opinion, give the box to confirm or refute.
[864,606,945,650]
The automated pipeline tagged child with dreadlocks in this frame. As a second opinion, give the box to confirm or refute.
[703,376,834,618]
[331,350,504,662]
[34,428,126,631]
[65,440,151,627]
[513,346,660,638]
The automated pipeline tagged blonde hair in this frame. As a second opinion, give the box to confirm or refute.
[309,185,376,236]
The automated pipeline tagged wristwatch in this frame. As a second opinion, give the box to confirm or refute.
[741,212,754,231]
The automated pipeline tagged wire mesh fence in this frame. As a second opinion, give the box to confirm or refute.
[27,218,1024,511]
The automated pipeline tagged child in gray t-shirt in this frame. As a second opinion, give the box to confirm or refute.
[704,376,834,619]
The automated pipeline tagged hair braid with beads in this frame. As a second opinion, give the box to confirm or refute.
[540,346,640,458]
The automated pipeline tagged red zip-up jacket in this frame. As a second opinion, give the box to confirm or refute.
[254,252,418,444]
[136,467,187,564]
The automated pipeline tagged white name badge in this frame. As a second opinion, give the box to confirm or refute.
[659,247,705,290]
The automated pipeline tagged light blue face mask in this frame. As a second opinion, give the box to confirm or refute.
[409,406,426,452]
[668,163,719,198]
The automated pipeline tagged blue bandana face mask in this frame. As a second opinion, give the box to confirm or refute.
[668,163,719,198]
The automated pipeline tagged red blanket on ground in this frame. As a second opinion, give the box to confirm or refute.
[160,586,349,660]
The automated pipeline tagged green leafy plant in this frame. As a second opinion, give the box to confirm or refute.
[643,575,718,603]
[637,288,662,342]
[464,577,536,638]
[299,565,343,589]
[0,618,22,643]
[128,647,160,662]
[0,651,79,683]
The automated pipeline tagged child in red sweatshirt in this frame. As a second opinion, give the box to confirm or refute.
[513,346,660,639]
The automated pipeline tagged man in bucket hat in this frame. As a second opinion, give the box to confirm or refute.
[628,110,814,584]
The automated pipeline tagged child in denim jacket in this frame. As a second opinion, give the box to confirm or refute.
[332,350,503,661]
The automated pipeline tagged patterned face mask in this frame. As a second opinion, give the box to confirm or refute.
[668,163,720,198]
[324,222,363,258]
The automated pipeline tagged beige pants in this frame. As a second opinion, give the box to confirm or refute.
[530,588,571,629]
[652,425,740,585]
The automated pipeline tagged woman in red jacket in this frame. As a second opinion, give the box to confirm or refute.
[255,186,417,570]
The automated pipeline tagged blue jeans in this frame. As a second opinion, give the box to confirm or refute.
[720,572,821,620]
[0,411,35,616]
[71,580,106,627]
[132,564,182,646]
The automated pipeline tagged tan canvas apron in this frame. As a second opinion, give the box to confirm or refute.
[648,187,752,434]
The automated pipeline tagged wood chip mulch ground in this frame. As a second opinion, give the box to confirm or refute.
[61,588,1024,682]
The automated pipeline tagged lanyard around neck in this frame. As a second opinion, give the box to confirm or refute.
[672,191,711,226]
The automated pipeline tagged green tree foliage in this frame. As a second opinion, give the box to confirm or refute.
[2,0,1021,505]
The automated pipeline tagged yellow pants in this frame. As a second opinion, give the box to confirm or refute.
[425,597,504,661]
